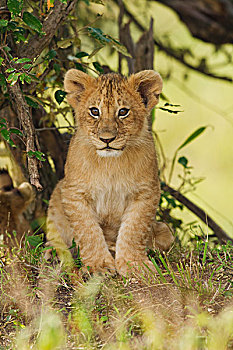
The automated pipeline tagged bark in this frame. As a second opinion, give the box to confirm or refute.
[8,82,42,191]
[134,18,154,73]
[155,0,233,45]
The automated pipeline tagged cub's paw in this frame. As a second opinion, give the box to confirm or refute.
[82,254,116,275]
[150,222,174,251]
[116,256,156,277]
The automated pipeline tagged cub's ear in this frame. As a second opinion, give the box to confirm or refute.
[128,70,163,110]
[64,69,96,108]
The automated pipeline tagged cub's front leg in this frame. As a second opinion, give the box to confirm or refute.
[61,188,115,273]
[115,193,158,276]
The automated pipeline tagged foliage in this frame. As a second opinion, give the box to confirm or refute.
[0,235,232,348]
[0,118,23,147]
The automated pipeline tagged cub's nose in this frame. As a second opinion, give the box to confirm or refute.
[99,136,116,144]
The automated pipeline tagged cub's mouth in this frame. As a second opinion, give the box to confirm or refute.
[100,146,124,151]
[96,146,124,157]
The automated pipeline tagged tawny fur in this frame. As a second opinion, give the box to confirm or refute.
[0,170,33,246]
[46,69,174,275]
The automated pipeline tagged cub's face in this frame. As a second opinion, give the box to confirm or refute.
[64,70,162,157]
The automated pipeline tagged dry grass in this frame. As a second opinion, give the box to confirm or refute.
[0,235,232,349]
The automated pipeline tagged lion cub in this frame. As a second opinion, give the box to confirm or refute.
[0,169,33,246]
[46,69,174,275]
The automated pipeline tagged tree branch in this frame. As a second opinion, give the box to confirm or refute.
[162,183,233,243]
[154,0,233,45]
[8,82,42,190]
[2,1,78,190]
[115,0,232,83]
[19,0,78,59]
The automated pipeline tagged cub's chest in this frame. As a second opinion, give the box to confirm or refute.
[91,181,133,221]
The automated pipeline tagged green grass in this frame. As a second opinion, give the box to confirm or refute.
[0,234,232,349]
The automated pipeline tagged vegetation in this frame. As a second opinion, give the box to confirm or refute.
[0,235,232,349]
[0,0,233,348]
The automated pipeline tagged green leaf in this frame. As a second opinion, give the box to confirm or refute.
[74,62,86,72]
[158,107,183,114]
[7,72,21,85]
[164,102,181,107]
[109,38,131,57]
[7,72,20,85]
[5,68,16,73]
[25,96,39,108]
[166,196,177,208]
[93,61,104,73]
[3,46,11,52]
[87,27,131,57]
[7,0,23,16]
[69,238,76,250]
[9,127,23,136]
[75,51,89,59]
[26,235,43,247]
[0,118,7,127]
[13,31,27,43]
[1,128,10,141]
[15,58,31,64]
[178,126,207,151]
[10,73,20,85]
[22,63,33,69]
[53,63,61,74]
[0,58,4,66]
[178,156,188,168]
[24,75,32,84]
[27,73,39,82]
[55,90,66,104]
[7,20,17,30]
[0,19,8,27]
[0,128,15,147]
[27,150,45,161]
[0,74,6,87]
[88,27,111,45]
[44,49,57,60]
[23,12,43,34]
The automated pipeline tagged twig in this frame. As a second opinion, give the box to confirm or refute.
[115,0,232,83]
[162,183,233,243]
[35,126,75,132]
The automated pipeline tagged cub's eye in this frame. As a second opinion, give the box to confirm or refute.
[118,108,130,119]
[89,107,100,118]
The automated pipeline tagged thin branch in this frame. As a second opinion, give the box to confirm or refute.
[115,0,232,83]
[162,183,233,243]
[35,126,75,132]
